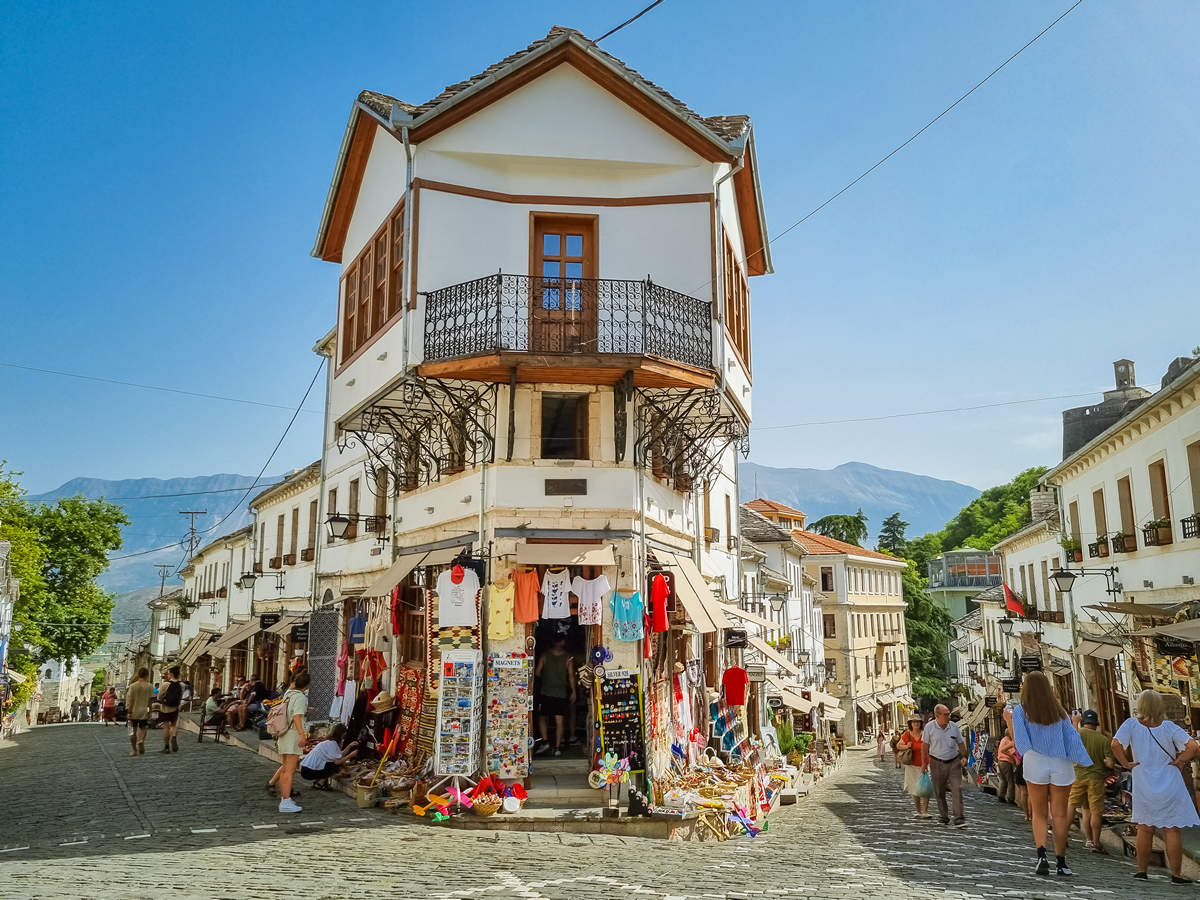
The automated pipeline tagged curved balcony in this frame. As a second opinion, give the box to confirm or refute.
[419,273,715,387]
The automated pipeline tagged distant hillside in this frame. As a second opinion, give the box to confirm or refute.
[30,473,281,594]
[108,586,164,636]
[738,461,980,540]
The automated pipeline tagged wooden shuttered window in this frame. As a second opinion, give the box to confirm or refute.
[722,233,751,373]
[340,199,405,365]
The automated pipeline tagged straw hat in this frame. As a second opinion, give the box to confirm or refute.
[370,691,396,712]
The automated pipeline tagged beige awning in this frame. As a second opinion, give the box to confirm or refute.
[856,696,881,714]
[514,543,615,567]
[266,615,304,636]
[876,690,896,705]
[178,633,215,667]
[208,620,259,658]
[656,551,731,634]
[362,544,473,597]
[962,700,990,728]
[767,675,813,713]
[5,669,27,684]
[1076,635,1125,660]
[1133,620,1200,641]
[1088,600,1187,619]
[745,635,804,678]
[823,705,847,721]
[811,690,841,709]
[719,604,782,630]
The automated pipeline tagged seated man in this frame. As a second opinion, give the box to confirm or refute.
[243,675,268,727]
[299,724,359,790]
[202,688,227,725]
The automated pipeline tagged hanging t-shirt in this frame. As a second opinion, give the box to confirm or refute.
[721,666,749,706]
[570,574,611,626]
[610,591,644,641]
[436,567,481,628]
[512,569,540,624]
[487,581,516,640]
[540,568,572,619]
[650,573,670,633]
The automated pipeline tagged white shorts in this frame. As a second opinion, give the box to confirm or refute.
[1022,749,1076,787]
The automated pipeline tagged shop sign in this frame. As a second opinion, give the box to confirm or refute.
[290,623,309,643]
[724,628,748,649]
[985,696,998,707]
[745,664,766,683]
[1002,678,1022,693]
[766,695,783,708]
[1019,654,1043,672]
[604,668,633,680]
[492,657,524,669]
[258,613,281,629]
[1155,635,1195,656]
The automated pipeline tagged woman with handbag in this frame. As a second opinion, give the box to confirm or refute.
[897,715,930,818]
[1111,689,1200,884]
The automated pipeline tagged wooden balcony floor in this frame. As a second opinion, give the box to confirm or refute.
[417,351,716,389]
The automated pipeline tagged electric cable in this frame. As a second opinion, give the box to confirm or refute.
[595,0,666,43]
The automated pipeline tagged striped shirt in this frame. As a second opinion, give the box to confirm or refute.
[1010,704,1093,766]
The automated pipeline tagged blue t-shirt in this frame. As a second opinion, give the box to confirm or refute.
[610,591,644,641]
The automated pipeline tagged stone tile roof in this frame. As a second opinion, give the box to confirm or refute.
[739,507,794,544]
[954,608,983,630]
[355,26,748,149]
[791,530,901,562]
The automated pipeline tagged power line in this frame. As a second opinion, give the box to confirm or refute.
[752,390,1102,431]
[0,361,322,415]
[705,0,1084,289]
[98,484,282,502]
[594,0,666,43]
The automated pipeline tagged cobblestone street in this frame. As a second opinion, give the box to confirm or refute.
[0,724,1185,898]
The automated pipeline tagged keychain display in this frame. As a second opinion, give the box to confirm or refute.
[485,651,533,778]
[434,649,484,777]
[597,670,645,774]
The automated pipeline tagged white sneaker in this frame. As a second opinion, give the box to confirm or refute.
[278,798,303,814]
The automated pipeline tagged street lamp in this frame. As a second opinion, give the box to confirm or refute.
[797,649,810,667]
[967,659,979,678]
[237,571,285,593]
[768,593,786,615]
[1051,569,1078,594]
[1050,566,1120,596]
[326,513,351,540]
[999,617,1014,637]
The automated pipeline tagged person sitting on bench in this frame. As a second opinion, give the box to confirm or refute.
[299,724,359,790]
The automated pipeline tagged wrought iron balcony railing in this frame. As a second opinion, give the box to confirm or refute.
[422,273,713,371]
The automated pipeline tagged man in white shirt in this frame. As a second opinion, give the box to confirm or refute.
[922,704,968,827]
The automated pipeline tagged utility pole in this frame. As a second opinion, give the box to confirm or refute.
[154,564,173,599]
[179,510,207,560]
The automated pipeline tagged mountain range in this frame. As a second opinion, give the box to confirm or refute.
[738,461,980,540]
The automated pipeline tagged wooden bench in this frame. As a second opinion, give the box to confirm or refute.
[196,715,227,744]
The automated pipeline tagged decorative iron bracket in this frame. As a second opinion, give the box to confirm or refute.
[633,387,748,490]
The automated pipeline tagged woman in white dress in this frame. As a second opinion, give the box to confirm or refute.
[1111,689,1200,884]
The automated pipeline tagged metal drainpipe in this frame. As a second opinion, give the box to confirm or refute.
[397,118,415,374]
[712,155,744,394]
[313,351,334,616]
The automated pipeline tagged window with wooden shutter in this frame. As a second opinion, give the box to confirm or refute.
[343,263,358,361]
[338,197,407,366]
[373,232,388,335]
[722,232,751,374]
[357,245,372,350]
[388,206,404,320]
[326,488,337,544]
[373,469,388,533]
[347,478,360,540]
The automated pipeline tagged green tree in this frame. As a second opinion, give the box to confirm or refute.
[901,561,954,707]
[810,507,869,546]
[937,466,1047,553]
[0,465,126,712]
[877,512,909,555]
[90,668,106,697]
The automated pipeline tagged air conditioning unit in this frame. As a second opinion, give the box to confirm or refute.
[704,526,721,545]
[1184,576,1196,586]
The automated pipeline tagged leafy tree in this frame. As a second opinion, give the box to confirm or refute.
[877,513,909,555]
[901,561,954,708]
[90,668,106,697]
[810,507,869,546]
[0,464,126,711]
[937,467,1047,553]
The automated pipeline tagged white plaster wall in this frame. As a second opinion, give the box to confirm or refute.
[342,126,408,268]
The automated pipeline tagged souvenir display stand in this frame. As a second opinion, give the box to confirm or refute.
[485,651,533,779]
[596,669,645,774]
[431,649,484,805]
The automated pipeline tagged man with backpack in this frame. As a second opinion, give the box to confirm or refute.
[158,665,184,753]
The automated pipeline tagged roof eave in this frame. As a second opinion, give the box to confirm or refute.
[742,130,773,275]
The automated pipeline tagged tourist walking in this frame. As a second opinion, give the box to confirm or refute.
[1111,689,1200,884]
[922,704,967,827]
[70,698,80,723]
[100,687,116,725]
[157,666,183,753]
[897,715,929,818]
[267,669,310,814]
[996,730,1017,805]
[1006,671,1092,877]
[125,667,153,756]
[1069,709,1113,852]
[876,730,886,762]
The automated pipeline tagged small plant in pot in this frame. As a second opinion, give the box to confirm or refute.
[1094,533,1110,558]
[1148,517,1173,546]
[1060,537,1083,563]
[1111,530,1134,553]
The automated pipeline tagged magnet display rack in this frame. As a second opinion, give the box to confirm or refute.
[485,651,533,779]
[596,669,645,774]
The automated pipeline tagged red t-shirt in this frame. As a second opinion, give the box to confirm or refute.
[650,573,670,632]
[898,731,925,768]
[722,666,749,706]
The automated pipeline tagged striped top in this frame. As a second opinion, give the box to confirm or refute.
[1011,704,1093,766]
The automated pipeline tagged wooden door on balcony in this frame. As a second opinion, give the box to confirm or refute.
[531,215,597,354]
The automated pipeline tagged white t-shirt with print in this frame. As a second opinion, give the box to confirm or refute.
[570,574,611,626]
[436,568,481,628]
[541,568,572,619]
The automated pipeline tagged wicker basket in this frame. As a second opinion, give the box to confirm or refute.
[472,797,503,817]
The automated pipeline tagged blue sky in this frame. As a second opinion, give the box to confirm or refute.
[2,1,1197,496]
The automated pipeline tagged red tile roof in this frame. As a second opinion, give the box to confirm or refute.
[791,529,902,562]
[744,498,806,518]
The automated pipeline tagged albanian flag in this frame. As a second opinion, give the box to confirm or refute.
[1003,583,1025,617]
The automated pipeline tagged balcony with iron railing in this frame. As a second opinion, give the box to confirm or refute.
[420,273,714,384]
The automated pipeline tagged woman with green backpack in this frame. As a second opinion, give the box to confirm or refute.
[267,669,310,814]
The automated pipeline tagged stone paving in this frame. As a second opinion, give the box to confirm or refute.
[0,724,1188,898]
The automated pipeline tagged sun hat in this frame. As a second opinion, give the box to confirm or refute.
[370,691,396,712]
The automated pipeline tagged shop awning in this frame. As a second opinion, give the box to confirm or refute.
[208,620,259,659]
[1048,655,1073,675]
[5,669,26,684]
[362,544,473,597]
[1133,620,1200,641]
[811,690,841,709]
[1087,600,1187,619]
[178,632,216,667]
[856,696,881,714]
[896,694,916,707]
[1076,635,1125,660]
[745,635,804,678]
[876,690,896,705]
[961,700,990,728]
[823,705,847,721]
[266,615,304,636]
[767,675,814,713]
[719,604,781,630]
[655,551,730,634]
[514,543,615,567]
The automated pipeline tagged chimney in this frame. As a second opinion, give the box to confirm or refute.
[1028,484,1058,526]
